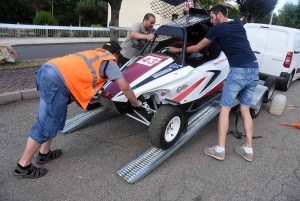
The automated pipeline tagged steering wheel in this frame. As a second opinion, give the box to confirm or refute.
[159,47,181,60]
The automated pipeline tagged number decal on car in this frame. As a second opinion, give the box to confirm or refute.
[137,56,162,66]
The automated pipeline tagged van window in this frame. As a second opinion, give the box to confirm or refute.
[266,30,288,50]
[246,28,270,49]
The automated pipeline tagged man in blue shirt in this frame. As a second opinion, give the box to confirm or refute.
[168,4,258,162]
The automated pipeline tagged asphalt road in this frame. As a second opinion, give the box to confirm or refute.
[1,81,300,201]
[13,43,115,60]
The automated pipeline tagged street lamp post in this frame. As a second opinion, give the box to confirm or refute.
[52,0,53,16]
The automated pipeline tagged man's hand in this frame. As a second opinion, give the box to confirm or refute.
[167,46,181,53]
[131,30,155,41]
[131,100,142,107]
[114,78,142,108]
[146,33,155,41]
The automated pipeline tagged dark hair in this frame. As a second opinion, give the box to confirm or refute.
[102,41,122,54]
[210,5,228,17]
[143,13,155,21]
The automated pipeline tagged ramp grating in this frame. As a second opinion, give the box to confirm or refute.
[61,106,108,134]
[117,99,221,183]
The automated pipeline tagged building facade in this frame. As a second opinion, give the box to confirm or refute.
[107,0,170,29]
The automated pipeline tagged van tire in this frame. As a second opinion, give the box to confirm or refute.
[278,73,293,91]
[263,76,276,103]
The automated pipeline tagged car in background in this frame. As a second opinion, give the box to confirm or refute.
[244,23,300,91]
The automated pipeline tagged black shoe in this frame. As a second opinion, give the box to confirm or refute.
[13,164,48,179]
[36,149,63,164]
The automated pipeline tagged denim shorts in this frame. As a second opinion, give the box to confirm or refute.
[29,65,70,144]
[220,67,259,108]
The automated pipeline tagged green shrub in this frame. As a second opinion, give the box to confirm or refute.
[33,11,58,25]
[91,24,103,27]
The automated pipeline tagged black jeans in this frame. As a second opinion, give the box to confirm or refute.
[118,53,130,67]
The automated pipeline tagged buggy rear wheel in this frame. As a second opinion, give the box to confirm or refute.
[149,105,184,150]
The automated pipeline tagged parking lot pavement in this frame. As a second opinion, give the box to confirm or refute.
[0,81,300,201]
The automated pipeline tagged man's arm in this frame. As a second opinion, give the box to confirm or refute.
[114,78,142,107]
[168,38,212,53]
[100,60,141,107]
[130,30,154,41]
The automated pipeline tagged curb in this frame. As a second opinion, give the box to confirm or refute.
[0,88,38,106]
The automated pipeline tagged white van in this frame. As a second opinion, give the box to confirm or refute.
[244,23,300,91]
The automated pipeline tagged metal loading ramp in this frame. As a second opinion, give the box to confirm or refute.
[117,98,221,183]
[61,106,109,134]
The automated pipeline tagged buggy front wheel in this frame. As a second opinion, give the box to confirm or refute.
[149,105,184,150]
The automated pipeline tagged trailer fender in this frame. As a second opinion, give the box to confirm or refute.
[250,84,268,109]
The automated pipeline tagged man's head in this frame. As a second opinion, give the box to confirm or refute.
[102,41,122,56]
[142,13,156,30]
[209,5,228,25]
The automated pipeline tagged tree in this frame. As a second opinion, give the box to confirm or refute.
[236,0,278,23]
[33,11,58,25]
[50,0,79,26]
[227,5,241,20]
[28,0,48,13]
[95,0,122,41]
[193,0,220,9]
[256,12,278,25]
[76,0,107,26]
[0,0,36,24]
[277,2,300,28]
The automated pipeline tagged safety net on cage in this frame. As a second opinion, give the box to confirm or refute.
[150,0,210,27]
[141,34,184,56]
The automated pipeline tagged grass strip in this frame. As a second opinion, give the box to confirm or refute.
[0,58,52,70]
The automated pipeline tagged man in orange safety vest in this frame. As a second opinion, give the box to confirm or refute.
[13,41,142,179]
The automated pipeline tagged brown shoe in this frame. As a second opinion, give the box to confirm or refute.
[204,146,225,160]
[235,146,253,162]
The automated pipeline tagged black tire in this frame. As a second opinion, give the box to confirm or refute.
[149,105,184,150]
[263,76,276,103]
[278,73,293,91]
[250,97,263,119]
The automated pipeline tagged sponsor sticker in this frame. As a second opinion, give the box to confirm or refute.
[177,84,188,93]
[152,68,172,78]
[169,63,179,69]
[137,55,162,66]
[213,58,228,66]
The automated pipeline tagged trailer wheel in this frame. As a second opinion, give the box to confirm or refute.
[250,97,263,119]
[263,76,276,103]
[149,105,184,150]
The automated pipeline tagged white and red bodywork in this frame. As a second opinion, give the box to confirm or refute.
[99,51,229,111]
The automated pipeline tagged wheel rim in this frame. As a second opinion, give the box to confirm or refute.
[287,75,292,89]
[164,116,181,142]
[268,83,276,100]
[255,98,263,114]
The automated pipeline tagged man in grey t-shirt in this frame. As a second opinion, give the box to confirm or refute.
[118,13,156,67]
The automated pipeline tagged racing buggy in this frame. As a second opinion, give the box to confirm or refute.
[62,5,275,183]
[87,9,274,148]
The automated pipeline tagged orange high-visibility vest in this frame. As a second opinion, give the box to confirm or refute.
[49,49,117,109]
